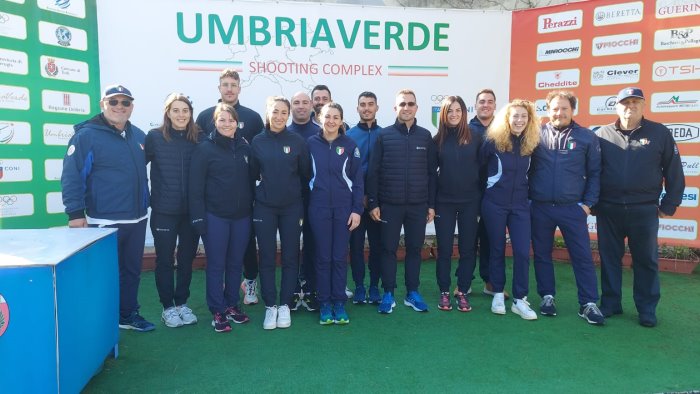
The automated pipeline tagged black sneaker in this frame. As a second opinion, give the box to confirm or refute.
[639,313,657,328]
[579,303,605,325]
[540,295,557,316]
[211,312,231,333]
[302,292,319,312]
[119,312,155,332]
[225,306,250,324]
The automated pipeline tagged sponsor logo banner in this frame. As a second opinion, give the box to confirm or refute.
[0,84,29,110]
[538,10,583,33]
[46,192,64,214]
[681,155,700,175]
[0,12,27,40]
[37,0,86,19]
[0,121,30,145]
[667,123,700,143]
[589,95,618,115]
[43,123,75,146]
[654,26,700,51]
[661,187,699,207]
[590,63,640,86]
[0,194,34,218]
[535,68,579,90]
[0,48,28,75]
[0,159,33,182]
[534,99,579,118]
[594,1,644,26]
[44,159,63,181]
[536,39,582,62]
[651,91,700,112]
[656,0,700,19]
[592,32,642,56]
[38,21,88,51]
[658,218,698,240]
[41,90,90,114]
[39,55,89,83]
[653,58,700,82]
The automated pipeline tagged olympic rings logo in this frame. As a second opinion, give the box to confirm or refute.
[0,13,10,24]
[430,95,451,104]
[0,195,18,206]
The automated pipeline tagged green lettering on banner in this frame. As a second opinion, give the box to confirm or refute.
[337,20,361,49]
[276,17,296,46]
[208,14,244,44]
[408,22,429,50]
[177,12,201,43]
[384,21,403,50]
[250,16,271,45]
[364,20,380,50]
[311,19,335,48]
[300,18,308,47]
[434,23,449,51]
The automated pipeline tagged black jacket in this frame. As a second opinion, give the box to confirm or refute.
[366,118,438,209]
[189,132,253,234]
[146,127,205,215]
[195,101,264,144]
[595,118,684,215]
[435,127,483,204]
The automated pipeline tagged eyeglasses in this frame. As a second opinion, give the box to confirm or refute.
[398,102,416,107]
[107,99,132,107]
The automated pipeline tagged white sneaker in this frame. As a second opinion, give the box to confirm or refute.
[512,297,538,320]
[491,293,506,315]
[162,306,184,328]
[177,304,198,325]
[345,286,354,298]
[241,279,259,305]
[263,306,278,330]
[277,304,291,328]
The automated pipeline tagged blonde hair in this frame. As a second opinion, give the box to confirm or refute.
[486,99,540,156]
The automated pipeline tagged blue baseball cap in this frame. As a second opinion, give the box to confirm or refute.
[103,84,134,100]
[617,87,644,102]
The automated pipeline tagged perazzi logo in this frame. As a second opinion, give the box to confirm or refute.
[542,17,578,29]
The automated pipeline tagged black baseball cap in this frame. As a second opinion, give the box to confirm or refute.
[617,87,644,102]
[103,84,134,100]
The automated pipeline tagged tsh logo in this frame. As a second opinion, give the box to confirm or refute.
[671,29,693,39]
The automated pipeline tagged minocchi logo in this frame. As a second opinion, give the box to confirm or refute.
[0,294,9,337]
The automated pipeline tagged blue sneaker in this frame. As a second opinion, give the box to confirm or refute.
[333,302,350,324]
[404,291,429,312]
[378,292,396,314]
[353,285,367,304]
[119,312,155,332]
[319,302,333,325]
[368,286,382,304]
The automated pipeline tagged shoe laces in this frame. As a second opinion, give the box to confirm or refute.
[517,297,532,309]
[245,281,257,296]
[409,291,424,303]
[440,292,450,304]
[382,292,393,303]
[542,295,555,308]
[178,305,193,314]
[583,303,602,316]
[455,292,468,305]
[265,306,277,317]
[164,308,179,320]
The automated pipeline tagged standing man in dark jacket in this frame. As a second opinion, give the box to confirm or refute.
[195,68,264,305]
[61,84,154,332]
[367,89,438,314]
[529,90,605,325]
[594,87,685,328]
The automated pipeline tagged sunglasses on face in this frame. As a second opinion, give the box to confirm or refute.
[398,102,416,107]
[107,99,132,107]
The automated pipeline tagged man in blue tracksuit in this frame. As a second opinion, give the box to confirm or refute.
[195,68,265,305]
[594,87,684,328]
[529,90,605,325]
[346,91,382,304]
[61,84,154,332]
[288,91,322,311]
[367,89,438,314]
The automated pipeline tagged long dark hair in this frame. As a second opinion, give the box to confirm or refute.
[434,95,471,148]
[158,93,199,143]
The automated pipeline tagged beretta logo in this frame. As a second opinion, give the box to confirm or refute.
[656,0,700,19]
[536,39,581,62]
[535,68,579,90]
[654,26,700,51]
[594,1,644,26]
[590,63,640,86]
[651,91,700,112]
[681,155,700,176]
[538,10,583,34]
[653,58,700,82]
[666,123,700,143]
[592,32,642,56]
[589,95,618,115]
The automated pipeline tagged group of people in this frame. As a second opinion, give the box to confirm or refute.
[61,69,685,333]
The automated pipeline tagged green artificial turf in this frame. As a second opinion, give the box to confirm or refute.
[84,260,700,393]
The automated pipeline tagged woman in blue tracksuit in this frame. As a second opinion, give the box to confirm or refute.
[479,99,540,320]
[433,96,482,313]
[145,93,204,328]
[250,96,311,330]
[307,102,364,325]
[189,103,253,333]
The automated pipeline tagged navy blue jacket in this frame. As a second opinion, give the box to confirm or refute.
[288,119,321,141]
[529,121,600,207]
[250,128,311,208]
[308,132,364,214]
[195,101,264,144]
[595,118,685,215]
[469,116,491,139]
[146,127,205,215]
[435,127,483,204]
[480,135,531,207]
[61,114,149,221]
[189,132,252,234]
[366,119,438,209]
[346,120,381,184]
